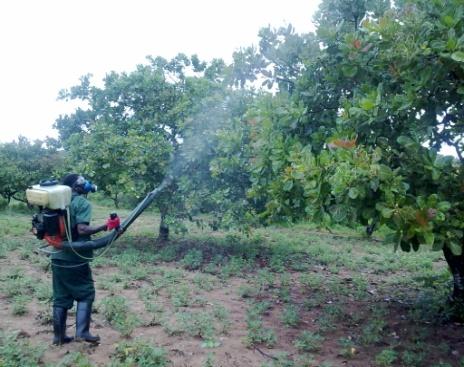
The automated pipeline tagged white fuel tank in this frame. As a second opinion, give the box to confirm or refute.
[26,184,71,209]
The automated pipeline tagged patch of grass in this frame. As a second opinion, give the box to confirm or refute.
[299,273,324,289]
[338,337,357,359]
[1,269,35,299]
[12,295,29,315]
[294,331,324,352]
[280,304,300,327]
[56,351,93,367]
[99,295,140,337]
[245,305,277,348]
[220,256,252,278]
[238,284,259,298]
[181,249,204,270]
[212,303,231,334]
[192,273,218,291]
[401,350,426,367]
[359,317,387,346]
[168,284,192,308]
[177,310,216,340]
[0,330,45,366]
[111,339,169,367]
[375,348,398,367]
[34,282,53,303]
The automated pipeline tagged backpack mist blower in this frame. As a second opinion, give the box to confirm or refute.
[26,177,172,251]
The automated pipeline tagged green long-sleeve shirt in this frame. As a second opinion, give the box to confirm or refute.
[50,193,93,262]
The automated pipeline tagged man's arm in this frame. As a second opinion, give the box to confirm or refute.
[77,223,107,236]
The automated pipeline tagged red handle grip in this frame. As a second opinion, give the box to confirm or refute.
[107,215,120,230]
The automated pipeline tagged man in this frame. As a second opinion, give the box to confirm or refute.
[51,173,107,345]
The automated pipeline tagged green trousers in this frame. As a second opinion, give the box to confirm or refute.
[52,260,95,309]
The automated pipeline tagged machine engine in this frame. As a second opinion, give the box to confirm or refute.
[26,180,71,248]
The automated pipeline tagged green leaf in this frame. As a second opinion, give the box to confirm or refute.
[360,98,375,111]
[448,241,463,256]
[437,201,451,211]
[441,15,455,27]
[380,207,393,219]
[341,65,358,78]
[396,136,415,148]
[451,51,464,62]
[423,232,435,246]
[348,187,359,199]
[283,180,293,192]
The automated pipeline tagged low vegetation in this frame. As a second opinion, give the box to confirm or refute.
[0,206,462,366]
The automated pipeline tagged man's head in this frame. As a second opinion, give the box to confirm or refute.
[61,174,97,194]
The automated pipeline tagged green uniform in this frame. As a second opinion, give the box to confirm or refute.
[51,193,95,309]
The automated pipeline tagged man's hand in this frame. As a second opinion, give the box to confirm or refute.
[106,213,121,231]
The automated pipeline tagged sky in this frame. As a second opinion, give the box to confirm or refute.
[0,0,321,143]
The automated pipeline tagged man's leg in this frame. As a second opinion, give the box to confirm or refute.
[51,261,74,345]
[73,263,100,343]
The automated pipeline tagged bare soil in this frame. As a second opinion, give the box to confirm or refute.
[2,240,464,367]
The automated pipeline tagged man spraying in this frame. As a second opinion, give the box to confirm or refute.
[50,173,116,345]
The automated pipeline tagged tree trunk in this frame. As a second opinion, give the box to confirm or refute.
[158,211,169,242]
[443,246,464,302]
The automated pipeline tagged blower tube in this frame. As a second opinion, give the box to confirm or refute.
[61,176,173,250]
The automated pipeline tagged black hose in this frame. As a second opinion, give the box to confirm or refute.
[61,176,173,251]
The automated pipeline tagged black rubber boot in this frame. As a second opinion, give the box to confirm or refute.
[52,307,73,345]
[75,302,100,343]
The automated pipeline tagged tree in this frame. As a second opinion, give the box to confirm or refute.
[236,0,464,307]
[0,137,64,203]
[55,54,248,239]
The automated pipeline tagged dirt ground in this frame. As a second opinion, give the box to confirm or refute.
[2,234,464,367]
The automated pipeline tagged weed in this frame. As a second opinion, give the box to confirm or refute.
[245,306,277,347]
[160,315,184,336]
[212,303,231,334]
[181,249,204,270]
[360,317,386,346]
[1,269,34,299]
[401,350,426,367]
[177,311,215,340]
[287,253,310,272]
[56,351,93,367]
[161,268,185,284]
[238,284,259,298]
[352,275,369,300]
[12,295,29,315]
[99,295,140,337]
[302,294,325,311]
[111,339,169,367]
[256,268,276,292]
[129,265,150,281]
[375,349,398,367]
[157,246,178,262]
[193,273,218,291]
[338,337,357,358]
[169,284,192,308]
[202,353,216,367]
[250,300,273,316]
[34,282,53,303]
[261,352,295,367]
[281,304,300,327]
[299,273,324,289]
[221,256,252,278]
[294,331,324,352]
[269,254,286,273]
[0,330,45,366]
